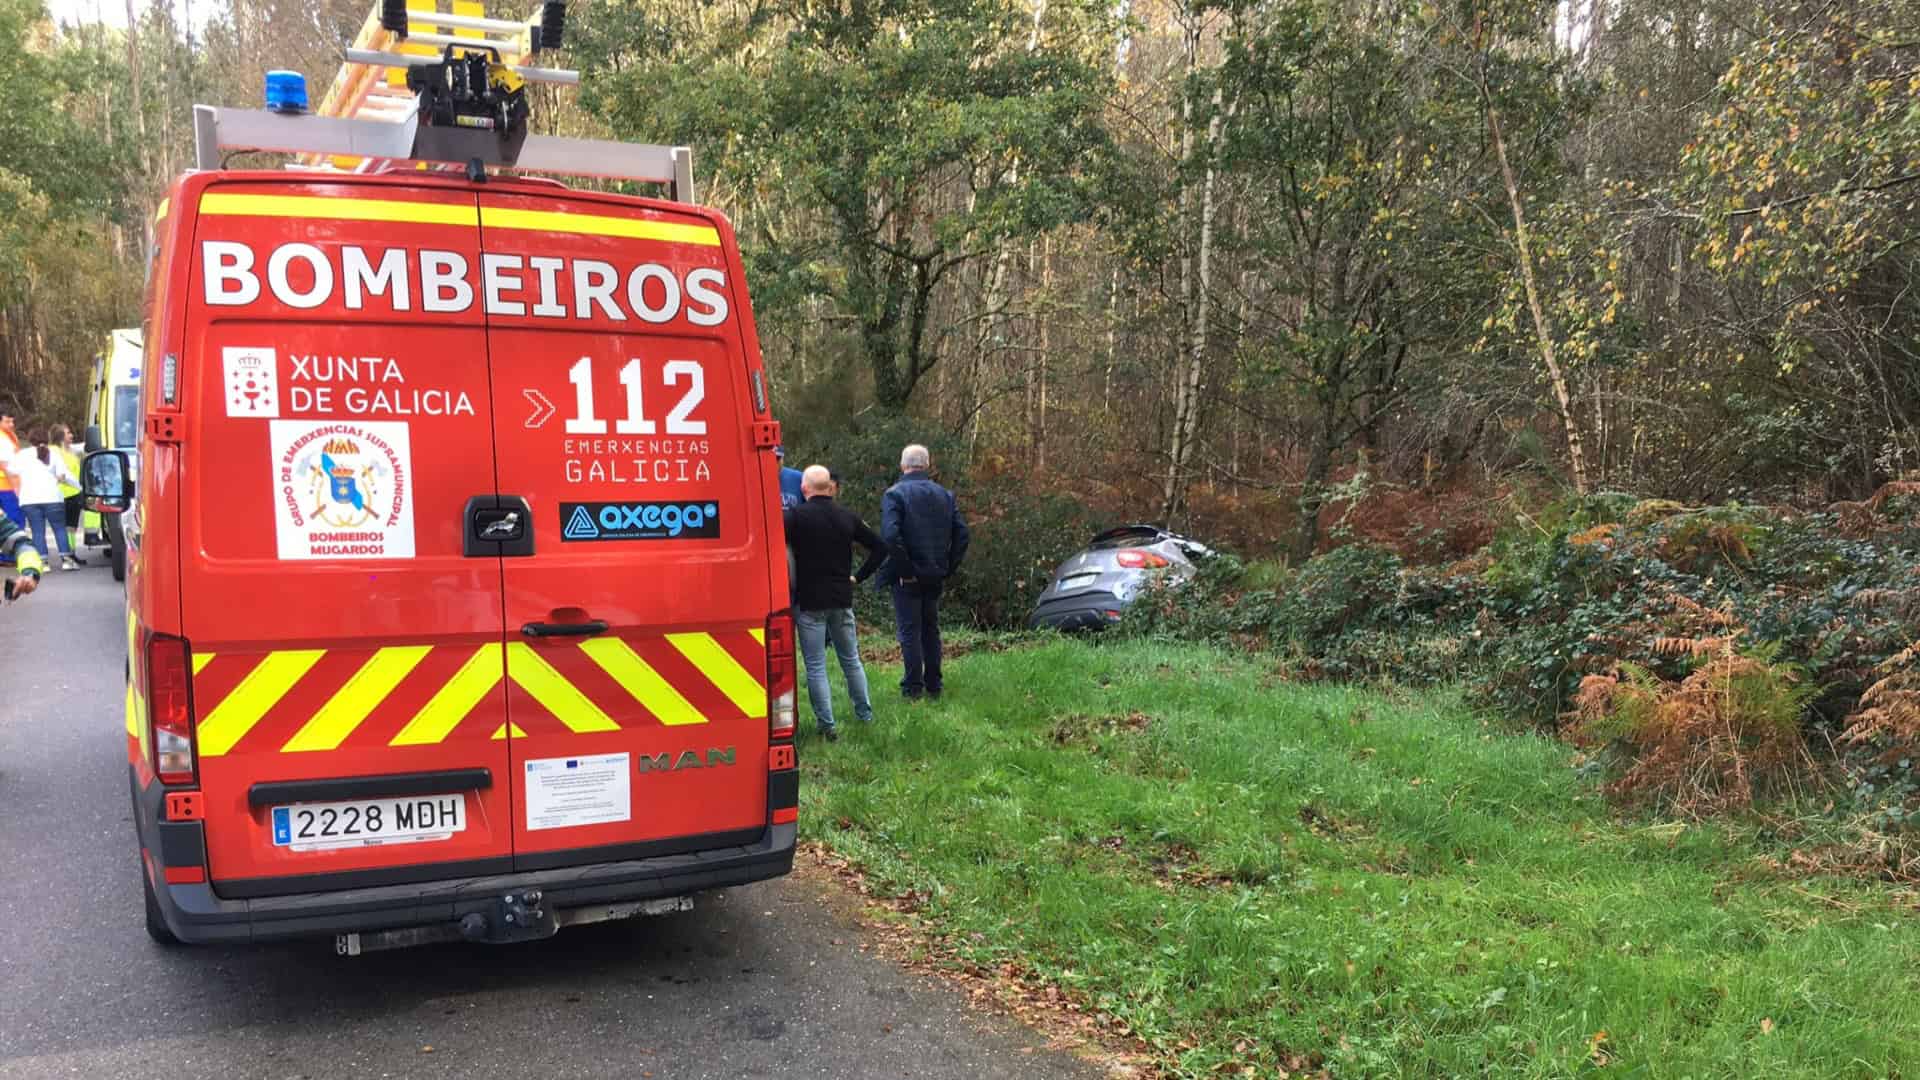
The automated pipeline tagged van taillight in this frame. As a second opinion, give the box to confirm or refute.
[147,633,197,785]
[765,612,795,741]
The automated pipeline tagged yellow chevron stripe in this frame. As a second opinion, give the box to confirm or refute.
[125,610,140,737]
[489,722,529,741]
[192,653,215,675]
[390,643,502,746]
[197,650,326,757]
[506,642,619,733]
[749,628,766,645]
[668,633,767,719]
[578,638,707,727]
[282,645,432,753]
[199,193,479,227]
[479,206,721,247]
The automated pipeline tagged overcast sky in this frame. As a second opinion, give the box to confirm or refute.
[46,0,221,31]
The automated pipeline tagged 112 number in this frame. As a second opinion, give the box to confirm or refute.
[565,356,706,436]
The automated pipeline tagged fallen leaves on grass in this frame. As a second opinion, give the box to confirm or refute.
[1049,711,1155,747]
[794,842,1317,1078]
[864,636,1022,667]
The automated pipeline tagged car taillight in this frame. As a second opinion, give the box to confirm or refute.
[147,633,197,785]
[765,611,795,741]
[1114,549,1171,569]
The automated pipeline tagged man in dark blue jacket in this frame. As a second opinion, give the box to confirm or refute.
[775,445,804,510]
[878,444,970,700]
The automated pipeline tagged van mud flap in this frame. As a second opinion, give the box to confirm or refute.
[334,893,694,955]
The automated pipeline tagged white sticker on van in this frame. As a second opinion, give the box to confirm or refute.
[524,753,631,831]
[270,420,416,560]
[223,346,279,418]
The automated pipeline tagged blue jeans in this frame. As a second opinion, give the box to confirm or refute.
[795,607,872,732]
[22,502,71,559]
[891,581,944,696]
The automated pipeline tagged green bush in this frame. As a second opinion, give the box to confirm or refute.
[942,489,1102,629]
[777,406,1103,631]
[1135,494,1920,748]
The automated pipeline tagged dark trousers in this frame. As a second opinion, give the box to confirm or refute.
[891,580,945,696]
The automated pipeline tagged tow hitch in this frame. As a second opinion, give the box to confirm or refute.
[334,893,693,955]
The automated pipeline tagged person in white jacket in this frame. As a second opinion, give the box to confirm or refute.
[6,427,80,571]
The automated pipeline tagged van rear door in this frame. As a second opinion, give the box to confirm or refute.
[475,191,773,869]
[181,181,515,894]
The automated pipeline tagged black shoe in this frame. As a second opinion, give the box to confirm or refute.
[927,689,943,701]
[820,727,840,742]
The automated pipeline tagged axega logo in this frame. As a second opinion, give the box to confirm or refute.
[561,500,720,541]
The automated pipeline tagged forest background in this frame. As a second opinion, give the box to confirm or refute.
[3,0,1920,829]
[3,0,1916,568]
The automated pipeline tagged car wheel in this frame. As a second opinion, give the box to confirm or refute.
[143,863,179,945]
[111,537,126,582]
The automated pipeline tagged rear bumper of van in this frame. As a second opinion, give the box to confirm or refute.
[144,821,796,945]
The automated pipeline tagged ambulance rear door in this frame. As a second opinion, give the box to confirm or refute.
[180,180,516,895]
[476,191,774,870]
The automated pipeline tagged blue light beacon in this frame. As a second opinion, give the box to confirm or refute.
[264,70,309,115]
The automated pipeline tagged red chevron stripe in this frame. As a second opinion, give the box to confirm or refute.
[551,642,654,728]
[635,636,744,722]
[712,629,771,689]
[189,655,262,723]
[232,649,370,753]
[501,679,575,737]
[340,646,490,749]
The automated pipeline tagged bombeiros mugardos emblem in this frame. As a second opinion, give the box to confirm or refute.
[298,435,393,529]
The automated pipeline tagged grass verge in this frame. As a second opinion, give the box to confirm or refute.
[798,637,1920,1078]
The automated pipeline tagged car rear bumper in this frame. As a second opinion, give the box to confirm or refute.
[146,822,796,945]
[1029,591,1126,632]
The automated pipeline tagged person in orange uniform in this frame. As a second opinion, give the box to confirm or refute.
[0,407,21,530]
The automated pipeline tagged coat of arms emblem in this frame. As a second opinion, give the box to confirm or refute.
[298,435,394,528]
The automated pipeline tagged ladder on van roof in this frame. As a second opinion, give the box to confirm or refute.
[189,0,695,201]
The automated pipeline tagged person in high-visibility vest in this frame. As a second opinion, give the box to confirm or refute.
[50,425,87,565]
[0,513,44,599]
[0,407,22,533]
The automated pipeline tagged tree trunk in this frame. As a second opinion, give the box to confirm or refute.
[1479,55,1591,495]
[1103,266,1119,413]
[125,0,149,189]
[1037,237,1052,470]
[1291,403,1340,563]
[1163,63,1219,523]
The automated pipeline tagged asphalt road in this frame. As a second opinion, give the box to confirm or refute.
[0,565,1100,1080]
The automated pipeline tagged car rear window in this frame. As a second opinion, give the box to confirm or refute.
[1088,528,1164,550]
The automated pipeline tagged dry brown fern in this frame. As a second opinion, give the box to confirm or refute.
[1569,671,1623,729]
[1652,635,1738,658]
[1831,481,1920,535]
[1567,653,1814,817]
[1843,642,1920,754]
[1668,594,1739,627]
[1568,523,1622,548]
[1849,580,1920,619]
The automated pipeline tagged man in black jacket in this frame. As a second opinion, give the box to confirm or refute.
[878,444,970,700]
[785,465,885,739]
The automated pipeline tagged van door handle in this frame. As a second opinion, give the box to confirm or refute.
[521,620,609,638]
